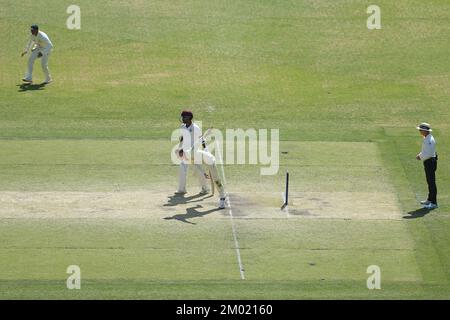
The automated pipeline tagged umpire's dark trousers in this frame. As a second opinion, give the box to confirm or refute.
[424,157,437,204]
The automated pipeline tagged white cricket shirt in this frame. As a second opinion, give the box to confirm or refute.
[419,134,436,161]
[180,122,203,153]
[24,31,53,54]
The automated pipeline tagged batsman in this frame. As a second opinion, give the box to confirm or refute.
[175,110,228,209]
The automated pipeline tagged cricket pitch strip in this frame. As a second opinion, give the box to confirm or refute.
[0,190,402,221]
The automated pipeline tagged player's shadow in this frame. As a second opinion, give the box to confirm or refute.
[17,83,46,92]
[163,204,221,225]
[164,193,213,207]
[403,207,432,219]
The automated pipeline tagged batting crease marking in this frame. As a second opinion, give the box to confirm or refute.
[215,139,245,280]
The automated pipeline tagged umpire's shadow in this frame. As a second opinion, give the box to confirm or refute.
[164,204,221,225]
[17,83,46,92]
[164,193,213,207]
[403,207,432,219]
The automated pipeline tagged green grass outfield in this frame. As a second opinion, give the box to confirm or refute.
[0,0,449,299]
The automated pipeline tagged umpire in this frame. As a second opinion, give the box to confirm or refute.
[416,122,438,209]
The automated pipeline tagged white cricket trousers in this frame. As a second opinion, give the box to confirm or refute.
[25,49,52,81]
[178,150,226,198]
[178,162,209,193]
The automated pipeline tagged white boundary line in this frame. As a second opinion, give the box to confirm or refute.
[215,139,245,280]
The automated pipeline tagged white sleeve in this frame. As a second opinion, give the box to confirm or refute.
[44,34,53,53]
[418,151,425,160]
[42,45,51,55]
[419,140,435,161]
[193,124,202,141]
[180,128,192,152]
[178,128,183,146]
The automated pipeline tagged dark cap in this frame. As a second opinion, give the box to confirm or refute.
[181,110,193,118]
[31,24,39,30]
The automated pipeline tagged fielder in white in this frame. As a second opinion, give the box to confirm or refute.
[175,110,228,209]
[21,25,53,84]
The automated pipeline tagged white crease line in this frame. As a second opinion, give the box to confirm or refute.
[227,198,245,280]
[215,140,245,280]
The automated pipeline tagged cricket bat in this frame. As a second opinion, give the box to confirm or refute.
[209,169,215,195]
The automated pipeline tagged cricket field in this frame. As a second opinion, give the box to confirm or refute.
[0,0,449,299]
